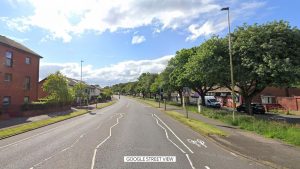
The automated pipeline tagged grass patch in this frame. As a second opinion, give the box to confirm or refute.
[96,100,117,109]
[131,97,159,108]
[133,97,300,146]
[132,97,226,136]
[189,105,300,146]
[0,109,88,139]
[166,111,227,136]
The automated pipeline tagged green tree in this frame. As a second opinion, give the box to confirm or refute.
[222,20,300,114]
[42,71,74,105]
[150,75,163,99]
[73,82,88,104]
[137,73,158,98]
[169,49,192,104]
[184,37,228,105]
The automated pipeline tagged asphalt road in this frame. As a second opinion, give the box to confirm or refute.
[0,97,271,169]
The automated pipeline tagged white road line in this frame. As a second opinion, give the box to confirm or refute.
[0,106,114,151]
[29,133,85,169]
[90,114,124,169]
[153,114,194,154]
[230,152,237,157]
[205,166,210,169]
[152,114,195,169]
[186,154,196,169]
[152,114,186,153]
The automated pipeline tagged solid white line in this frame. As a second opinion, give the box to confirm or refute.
[0,106,114,151]
[153,114,194,154]
[205,166,210,169]
[186,154,196,169]
[152,114,186,153]
[152,114,195,169]
[90,114,123,169]
[230,152,237,157]
[29,133,85,169]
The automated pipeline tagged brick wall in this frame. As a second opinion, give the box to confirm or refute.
[38,79,48,99]
[252,87,300,103]
[277,96,300,111]
[0,44,40,116]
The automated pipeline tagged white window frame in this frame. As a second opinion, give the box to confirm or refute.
[5,51,13,67]
[25,57,31,64]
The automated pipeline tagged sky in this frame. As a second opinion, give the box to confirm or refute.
[0,0,299,86]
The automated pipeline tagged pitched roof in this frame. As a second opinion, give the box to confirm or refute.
[0,35,42,58]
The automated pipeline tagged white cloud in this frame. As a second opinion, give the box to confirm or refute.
[186,20,227,41]
[186,1,267,41]
[40,55,174,86]
[2,0,266,42]
[131,35,146,44]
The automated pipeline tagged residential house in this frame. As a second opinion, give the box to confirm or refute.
[89,85,101,101]
[38,77,101,104]
[208,86,300,111]
[0,35,42,116]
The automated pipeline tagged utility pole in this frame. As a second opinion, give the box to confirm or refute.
[80,60,84,106]
[221,7,236,121]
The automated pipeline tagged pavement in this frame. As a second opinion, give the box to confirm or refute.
[156,102,300,169]
[0,102,110,130]
[0,96,271,169]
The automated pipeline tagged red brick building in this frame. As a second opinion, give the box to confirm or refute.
[209,86,300,111]
[0,35,42,117]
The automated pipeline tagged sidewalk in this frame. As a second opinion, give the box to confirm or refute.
[0,108,75,129]
[160,104,300,169]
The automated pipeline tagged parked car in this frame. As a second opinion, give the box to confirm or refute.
[205,96,221,108]
[236,103,266,114]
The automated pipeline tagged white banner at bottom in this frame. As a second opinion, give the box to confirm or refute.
[124,156,176,162]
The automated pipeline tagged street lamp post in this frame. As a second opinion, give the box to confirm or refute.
[221,7,236,121]
[80,60,84,106]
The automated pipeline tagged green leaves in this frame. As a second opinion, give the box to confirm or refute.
[42,71,74,105]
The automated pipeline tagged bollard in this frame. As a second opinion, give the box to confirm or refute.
[164,99,166,110]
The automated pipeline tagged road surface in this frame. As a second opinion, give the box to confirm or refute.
[0,97,270,169]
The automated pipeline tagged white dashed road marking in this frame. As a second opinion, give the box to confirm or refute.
[90,113,124,169]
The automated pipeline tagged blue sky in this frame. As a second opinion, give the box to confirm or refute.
[0,0,299,86]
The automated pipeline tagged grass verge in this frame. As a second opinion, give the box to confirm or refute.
[0,100,118,139]
[132,97,226,136]
[0,109,88,139]
[96,100,117,109]
[133,97,300,146]
[166,111,227,136]
[183,105,300,146]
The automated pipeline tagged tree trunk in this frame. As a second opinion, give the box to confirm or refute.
[201,94,205,106]
[285,87,290,97]
[178,91,183,105]
[194,90,206,106]
[244,96,253,115]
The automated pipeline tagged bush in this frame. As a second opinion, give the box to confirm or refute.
[21,101,67,111]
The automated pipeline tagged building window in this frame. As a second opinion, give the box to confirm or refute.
[25,57,31,64]
[24,96,29,104]
[24,76,31,90]
[4,73,12,82]
[5,51,13,67]
[261,96,275,104]
[3,96,11,106]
